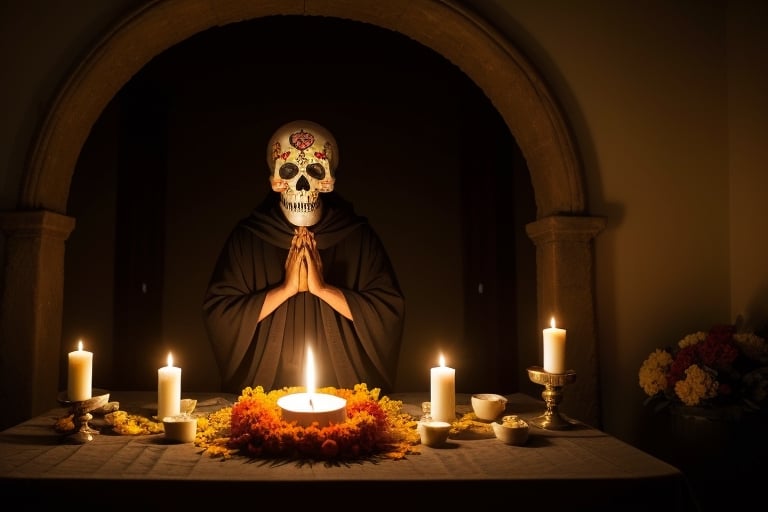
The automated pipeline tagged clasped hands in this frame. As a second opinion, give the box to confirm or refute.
[286,226,323,294]
[266,226,351,321]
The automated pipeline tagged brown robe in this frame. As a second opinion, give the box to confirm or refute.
[202,192,405,394]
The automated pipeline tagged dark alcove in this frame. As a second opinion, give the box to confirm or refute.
[62,15,536,396]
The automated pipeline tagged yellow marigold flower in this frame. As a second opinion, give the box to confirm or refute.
[678,331,707,348]
[201,383,420,461]
[674,364,718,406]
[106,410,164,435]
[449,412,494,438]
[638,349,673,396]
[103,383,420,462]
[194,406,233,455]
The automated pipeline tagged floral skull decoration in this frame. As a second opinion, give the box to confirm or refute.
[267,120,338,226]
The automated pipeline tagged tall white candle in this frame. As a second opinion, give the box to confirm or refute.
[67,339,93,402]
[430,354,455,423]
[543,316,567,374]
[158,352,181,420]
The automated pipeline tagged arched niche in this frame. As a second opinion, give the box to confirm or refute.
[0,0,605,429]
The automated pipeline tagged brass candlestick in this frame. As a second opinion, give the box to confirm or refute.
[526,366,576,430]
[57,389,110,443]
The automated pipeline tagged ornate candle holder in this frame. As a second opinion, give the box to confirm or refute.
[526,366,576,430]
[57,388,110,443]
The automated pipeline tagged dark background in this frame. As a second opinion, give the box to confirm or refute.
[62,15,537,396]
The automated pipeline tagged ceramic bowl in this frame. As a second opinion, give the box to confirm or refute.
[417,420,452,447]
[163,415,197,443]
[491,415,529,445]
[180,398,197,414]
[471,393,508,421]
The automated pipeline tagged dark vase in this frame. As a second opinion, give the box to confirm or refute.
[663,404,767,509]
[668,404,744,462]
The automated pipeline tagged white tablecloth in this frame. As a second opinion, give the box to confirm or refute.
[0,391,691,508]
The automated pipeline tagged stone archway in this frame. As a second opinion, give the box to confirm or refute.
[0,0,605,429]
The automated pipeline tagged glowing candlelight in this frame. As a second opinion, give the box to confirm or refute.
[67,339,93,402]
[277,346,347,427]
[543,317,567,374]
[158,352,181,420]
[430,353,455,423]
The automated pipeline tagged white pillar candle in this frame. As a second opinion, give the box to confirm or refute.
[430,354,455,423]
[543,317,567,374]
[158,352,181,420]
[67,339,93,402]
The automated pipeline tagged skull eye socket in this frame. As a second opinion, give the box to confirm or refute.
[306,163,326,180]
[279,163,299,180]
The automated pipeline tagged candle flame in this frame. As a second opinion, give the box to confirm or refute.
[305,347,315,395]
[550,317,556,329]
[167,352,174,367]
[77,339,83,351]
[439,353,446,367]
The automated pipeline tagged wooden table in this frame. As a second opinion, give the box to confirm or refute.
[0,391,693,508]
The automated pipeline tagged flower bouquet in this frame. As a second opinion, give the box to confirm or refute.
[638,324,768,417]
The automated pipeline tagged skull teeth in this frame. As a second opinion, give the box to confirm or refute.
[282,197,319,213]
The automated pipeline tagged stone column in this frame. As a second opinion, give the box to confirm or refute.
[0,210,75,429]
[526,215,605,428]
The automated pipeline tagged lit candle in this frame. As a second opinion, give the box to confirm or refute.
[157,352,181,420]
[67,339,93,402]
[277,346,347,427]
[543,317,567,374]
[430,354,455,423]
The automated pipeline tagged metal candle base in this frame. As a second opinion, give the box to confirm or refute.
[57,389,110,443]
[526,367,576,430]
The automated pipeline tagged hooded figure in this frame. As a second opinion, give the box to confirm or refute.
[203,120,405,393]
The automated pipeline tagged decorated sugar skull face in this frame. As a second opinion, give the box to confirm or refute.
[267,120,338,226]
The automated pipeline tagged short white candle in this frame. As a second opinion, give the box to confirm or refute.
[67,339,93,402]
[277,392,347,427]
[158,352,181,420]
[543,317,567,374]
[276,346,347,427]
[430,354,455,423]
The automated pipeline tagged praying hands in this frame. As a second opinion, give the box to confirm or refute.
[287,227,324,293]
[262,226,351,322]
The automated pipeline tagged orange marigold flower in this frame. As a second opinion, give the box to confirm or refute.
[219,383,419,461]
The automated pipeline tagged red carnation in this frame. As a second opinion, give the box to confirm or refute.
[669,345,696,386]
[696,327,739,368]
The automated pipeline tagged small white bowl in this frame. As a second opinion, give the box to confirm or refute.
[471,393,508,421]
[491,415,529,445]
[163,415,197,443]
[417,421,452,447]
